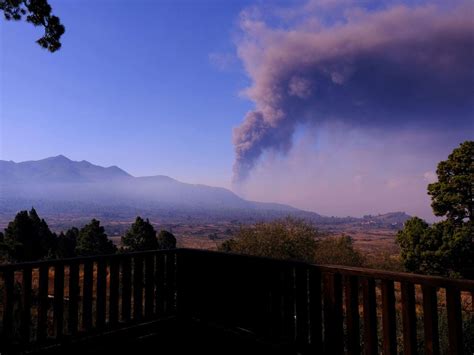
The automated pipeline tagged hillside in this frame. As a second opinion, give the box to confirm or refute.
[0,156,410,231]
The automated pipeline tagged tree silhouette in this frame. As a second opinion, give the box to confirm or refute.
[56,227,78,258]
[157,230,177,250]
[428,141,474,223]
[397,141,474,277]
[76,219,116,256]
[2,208,57,261]
[122,217,158,252]
[1,0,65,52]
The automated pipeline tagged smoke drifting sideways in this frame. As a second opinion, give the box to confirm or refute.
[232,1,474,183]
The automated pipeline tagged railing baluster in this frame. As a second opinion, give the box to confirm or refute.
[37,265,49,341]
[401,282,417,355]
[282,265,296,341]
[155,253,166,316]
[109,257,120,326]
[133,255,144,320]
[96,259,107,329]
[422,285,439,355]
[165,253,176,315]
[121,256,132,322]
[345,275,360,355]
[2,269,14,344]
[1,249,474,353]
[54,264,64,339]
[446,287,462,354]
[295,266,309,350]
[144,254,155,318]
[68,261,79,335]
[308,268,322,351]
[82,260,93,330]
[362,277,378,355]
[381,279,397,355]
[323,272,343,354]
[21,266,32,343]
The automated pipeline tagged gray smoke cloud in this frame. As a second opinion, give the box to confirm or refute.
[233,1,474,182]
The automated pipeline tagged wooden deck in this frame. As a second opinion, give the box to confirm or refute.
[1,248,474,354]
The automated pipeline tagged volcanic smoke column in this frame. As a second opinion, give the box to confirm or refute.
[232,1,474,183]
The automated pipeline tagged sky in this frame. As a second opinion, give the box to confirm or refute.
[1,0,473,220]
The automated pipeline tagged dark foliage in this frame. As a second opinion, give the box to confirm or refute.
[398,141,474,278]
[56,227,78,258]
[1,208,57,261]
[157,230,177,250]
[428,140,474,223]
[121,217,158,251]
[1,0,65,51]
[76,219,116,256]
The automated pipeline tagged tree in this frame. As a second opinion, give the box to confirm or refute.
[397,141,474,278]
[1,0,65,52]
[2,208,57,261]
[76,219,116,256]
[56,227,78,258]
[218,217,319,263]
[314,235,363,267]
[428,141,474,223]
[157,230,177,250]
[121,217,158,252]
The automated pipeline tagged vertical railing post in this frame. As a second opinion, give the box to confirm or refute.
[308,267,322,351]
[295,265,309,351]
[362,277,378,355]
[53,264,64,339]
[82,260,93,331]
[109,257,120,326]
[381,280,397,355]
[144,253,155,318]
[422,285,439,355]
[68,261,79,335]
[2,269,14,346]
[446,287,463,354]
[96,258,107,329]
[323,272,343,354]
[121,256,132,322]
[133,255,144,321]
[21,266,32,343]
[345,275,361,355]
[37,265,49,342]
[401,282,417,355]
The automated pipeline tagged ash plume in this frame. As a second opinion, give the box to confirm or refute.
[233,1,474,182]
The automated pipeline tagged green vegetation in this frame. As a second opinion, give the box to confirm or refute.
[219,217,318,263]
[75,219,116,256]
[1,208,56,261]
[157,230,177,250]
[0,210,178,262]
[428,141,473,223]
[314,235,363,266]
[121,217,158,252]
[1,0,65,52]
[219,217,363,266]
[56,227,78,259]
[397,141,474,278]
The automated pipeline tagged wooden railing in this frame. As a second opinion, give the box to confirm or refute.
[0,249,177,353]
[1,248,474,354]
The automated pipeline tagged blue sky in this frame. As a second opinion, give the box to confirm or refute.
[1,0,255,185]
[1,0,473,219]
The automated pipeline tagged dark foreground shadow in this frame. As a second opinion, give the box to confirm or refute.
[30,318,294,355]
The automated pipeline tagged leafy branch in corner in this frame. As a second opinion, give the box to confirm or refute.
[1,0,65,52]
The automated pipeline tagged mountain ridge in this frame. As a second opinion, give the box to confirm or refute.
[0,156,410,229]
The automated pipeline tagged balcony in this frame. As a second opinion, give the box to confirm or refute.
[0,249,473,354]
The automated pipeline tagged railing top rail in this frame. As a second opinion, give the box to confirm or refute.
[0,248,175,271]
[1,247,473,291]
[179,248,474,290]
